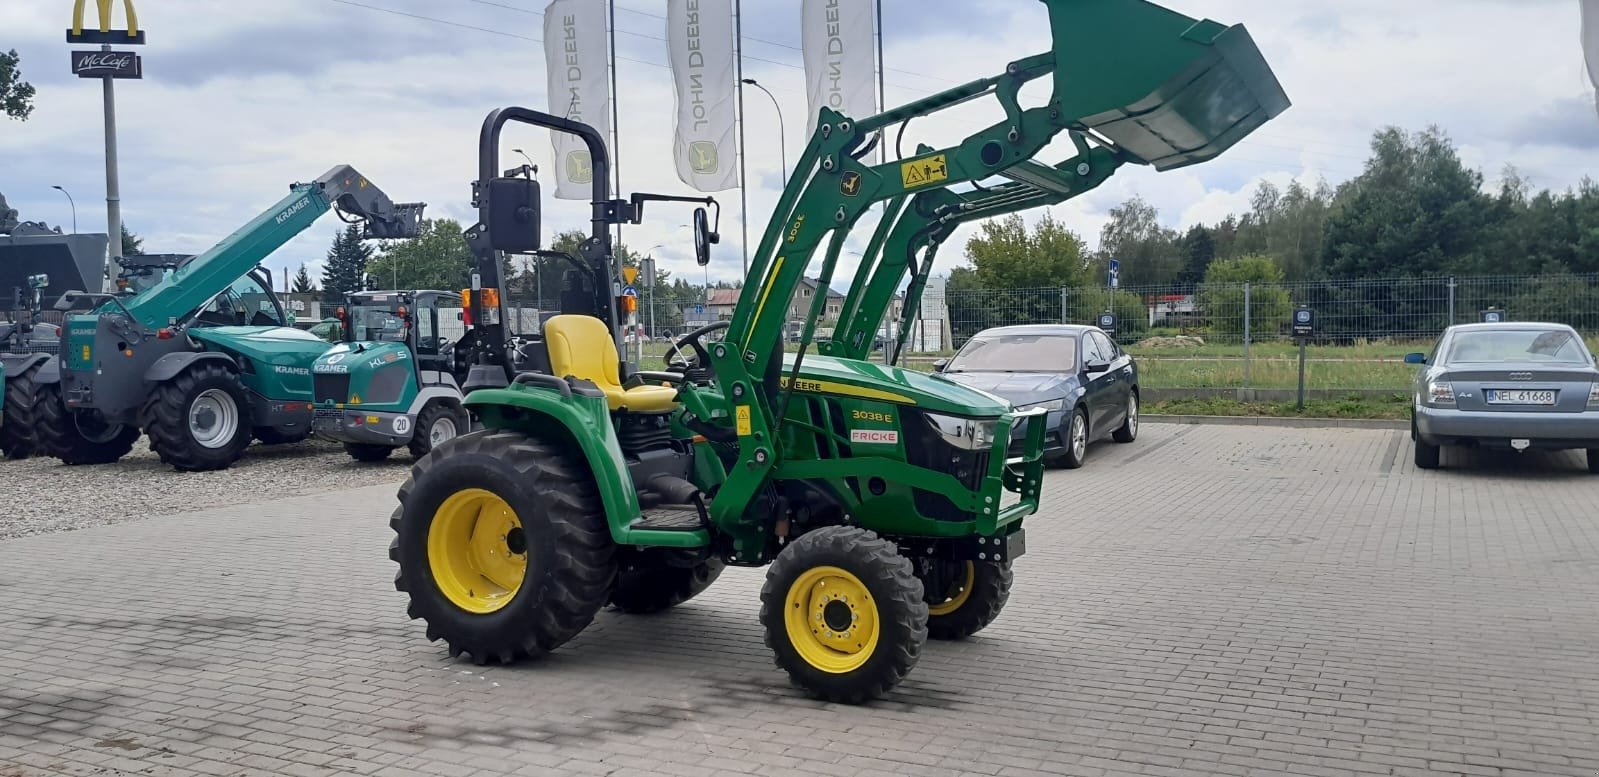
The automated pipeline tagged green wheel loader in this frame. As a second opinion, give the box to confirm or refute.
[36,166,424,471]
[0,274,56,460]
[311,290,473,462]
[389,0,1289,703]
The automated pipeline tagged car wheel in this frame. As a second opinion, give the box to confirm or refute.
[1587,449,1598,474]
[1049,407,1088,469]
[1414,436,1441,470]
[1112,392,1138,443]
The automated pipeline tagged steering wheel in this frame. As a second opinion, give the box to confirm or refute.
[667,320,731,378]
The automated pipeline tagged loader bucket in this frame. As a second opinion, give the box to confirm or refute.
[1044,0,1290,171]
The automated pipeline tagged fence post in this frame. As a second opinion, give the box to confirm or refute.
[1060,287,1068,325]
[1447,276,1456,326]
[1242,282,1252,391]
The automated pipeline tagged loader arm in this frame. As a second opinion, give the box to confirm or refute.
[705,0,1289,525]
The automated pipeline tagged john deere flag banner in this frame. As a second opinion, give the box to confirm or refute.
[667,0,739,192]
[1585,0,1599,115]
[801,0,877,157]
[543,0,611,199]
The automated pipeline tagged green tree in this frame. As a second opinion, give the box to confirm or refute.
[321,225,372,304]
[945,213,1091,341]
[0,49,35,121]
[120,224,143,256]
[1094,196,1179,287]
[1198,255,1290,341]
[291,264,317,294]
[366,218,473,291]
[1174,224,1216,287]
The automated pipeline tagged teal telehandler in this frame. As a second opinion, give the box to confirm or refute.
[389,0,1289,703]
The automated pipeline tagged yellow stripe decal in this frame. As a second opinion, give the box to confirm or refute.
[747,255,786,347]
[781,376,914,405]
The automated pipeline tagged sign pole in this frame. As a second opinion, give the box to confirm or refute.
[1296,339,1307,411]
[101,42,122,293]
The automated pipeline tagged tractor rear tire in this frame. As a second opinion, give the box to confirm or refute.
[0,363,42,460]
[608,557,724,614]
[389,430,616,665]
[142,363,254,472]
[920,559,1013,640]
[407,401,467,459]
[254,427,310,445]
[759,526,927,704]
[345,443,395,462]
[34,383,140,465]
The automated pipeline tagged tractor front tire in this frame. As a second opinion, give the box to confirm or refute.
[609,557,724,614]
[407,401,467,459]
[920,559,1013,640]
[142,363,254,472]
[0,363,42,459]
[389,430,616,665]
[34,383,140,465]
[759,526,927,704]
[345,443,395,462]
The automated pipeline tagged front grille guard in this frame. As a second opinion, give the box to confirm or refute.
[977,407,1048,535]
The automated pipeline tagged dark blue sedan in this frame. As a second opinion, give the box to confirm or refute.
[935,324,1139,468]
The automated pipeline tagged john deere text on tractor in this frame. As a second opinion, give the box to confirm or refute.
[35,166,423,471]
[312,290,472,462]
[388,0,1289,703]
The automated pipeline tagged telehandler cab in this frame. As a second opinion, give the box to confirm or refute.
[389,0,1288,703]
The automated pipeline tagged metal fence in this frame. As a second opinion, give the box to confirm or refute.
[899,274,1599,394]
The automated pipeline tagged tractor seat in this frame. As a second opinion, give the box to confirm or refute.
[544,314,678,413]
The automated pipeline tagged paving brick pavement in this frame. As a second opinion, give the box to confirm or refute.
[1,424,1597,777]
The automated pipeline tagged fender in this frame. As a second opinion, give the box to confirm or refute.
[405,386,464,418]
[1,352,57,384]
[465,385,705,550]
[144,351,236,384]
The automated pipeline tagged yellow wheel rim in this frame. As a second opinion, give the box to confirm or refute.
[427,488,527,614]
[926,561,975,617]
[783,566,880,674]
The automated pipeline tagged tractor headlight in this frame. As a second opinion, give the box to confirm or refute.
[1018,398,1064,412]
[923,412,997,451]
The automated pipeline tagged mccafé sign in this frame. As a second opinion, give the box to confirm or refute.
[71,50,142,79]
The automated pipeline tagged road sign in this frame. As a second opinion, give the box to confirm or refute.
[1107,259,1120,289]
[621,285,638,298]
[1480,308,1505,323]
[622,266,639,285]
[1098,312,1117,336]
[1292,307,1315,338]
[694,303,705,315]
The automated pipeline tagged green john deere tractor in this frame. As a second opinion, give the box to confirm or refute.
[388,0,1289,703]
[311,290,472,462]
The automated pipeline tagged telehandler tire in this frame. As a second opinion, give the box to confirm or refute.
[345,443,395,462]
[34,383,140,465]
[759,526,927,704]
[407,401,467,459]
[608,557,724,614]
[389,430,616,665]
[142,363,254,472]
[0,362,42,459]
[920,559,1013,640]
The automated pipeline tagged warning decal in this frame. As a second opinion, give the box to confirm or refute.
[900,154,949,188]
[736,405,752,436]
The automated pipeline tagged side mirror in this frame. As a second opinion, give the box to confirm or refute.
[1084,358,1111,373]
[693,207,717,267]
[1403,352,1427,365]
[931,358,948,372]
[487,177,541,253]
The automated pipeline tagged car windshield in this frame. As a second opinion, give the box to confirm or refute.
[947,333,1076,372]
[351,307,408,342]
[1446,329,1590,364]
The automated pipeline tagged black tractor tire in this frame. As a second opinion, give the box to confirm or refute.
[1048,406,1089,469]
[608,557,724,614]
[759,526,927,704]
[254,427,310,445]
[0,362,42,460]
[345,443,396,462]
[920,559,1014,640]
[389,430,616,665]
[407,401,468,459]
[1111,391,1139,444]
[34,383,140,465]
[141,362,254,472]
[1412,419,1441,470]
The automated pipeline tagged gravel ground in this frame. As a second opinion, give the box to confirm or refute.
[0,438,411,540]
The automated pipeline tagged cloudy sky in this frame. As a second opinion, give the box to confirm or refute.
[2,0,1595,291]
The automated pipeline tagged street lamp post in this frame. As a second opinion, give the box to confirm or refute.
[740,78,787,188]
[51,186,77,234]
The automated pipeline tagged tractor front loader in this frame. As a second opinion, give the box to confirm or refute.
[389,0,1288,703]
[35,166,424,471]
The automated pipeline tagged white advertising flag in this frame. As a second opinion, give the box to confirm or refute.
[1585,0,1599,116]
[802,0,878,155]
[544,0,611,199]
[667,0,739,192]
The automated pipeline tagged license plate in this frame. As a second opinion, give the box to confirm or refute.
[313,408,343,419]
[1485,389,1556,405]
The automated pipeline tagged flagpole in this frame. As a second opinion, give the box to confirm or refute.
[608,0,623,256]
[875,0,886,120]
[734,0,750,279]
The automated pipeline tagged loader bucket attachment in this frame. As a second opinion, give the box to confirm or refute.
[1044,0,1290,171]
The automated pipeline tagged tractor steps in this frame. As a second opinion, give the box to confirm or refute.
[630,504,706,531]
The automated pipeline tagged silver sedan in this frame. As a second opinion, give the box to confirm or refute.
[1407,322,1599,472]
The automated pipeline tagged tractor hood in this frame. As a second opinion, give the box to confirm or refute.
[784,354,1010,417]
[188,326,333,398]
